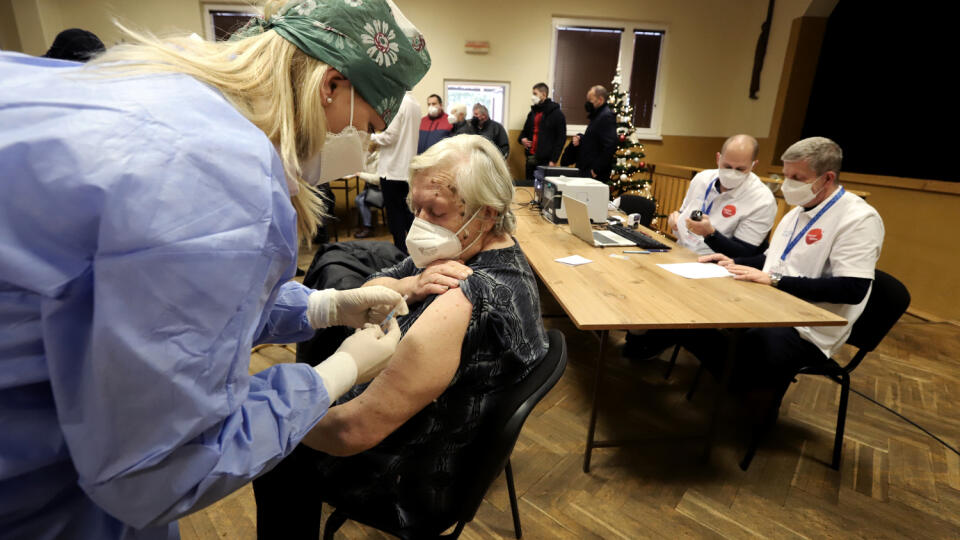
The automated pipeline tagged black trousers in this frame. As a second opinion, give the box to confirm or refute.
[525,155,551,180]
[381,178,413,254]
[253,444,326,540]
[678,327,828,393]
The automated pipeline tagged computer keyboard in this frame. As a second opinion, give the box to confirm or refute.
[606,223,672,250]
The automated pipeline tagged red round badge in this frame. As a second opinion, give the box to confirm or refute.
[806,228,823,244]
[722,205,736,218]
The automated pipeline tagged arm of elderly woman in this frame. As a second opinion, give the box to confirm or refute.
[365,259,473,304]
[300,287,471,456]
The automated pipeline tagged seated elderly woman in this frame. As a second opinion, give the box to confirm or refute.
[253,134,548,538]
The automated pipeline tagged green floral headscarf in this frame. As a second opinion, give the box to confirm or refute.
[233,0,430,124]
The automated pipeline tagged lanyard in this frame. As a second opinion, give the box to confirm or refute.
[701,178,721,214]
[780,187,845,262]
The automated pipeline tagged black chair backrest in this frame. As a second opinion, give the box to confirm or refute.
[454,329,568,526]
[619,195,657,227]
[846,270,910,353]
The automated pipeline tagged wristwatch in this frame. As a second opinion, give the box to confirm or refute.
[770,272,782,288]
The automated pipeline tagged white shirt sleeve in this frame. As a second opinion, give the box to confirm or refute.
[828,210,885,279]
[732,189,778,246]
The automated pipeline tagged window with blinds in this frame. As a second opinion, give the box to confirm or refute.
[628,30,664,129]
[551,19,667,138]
[552,26,622,126]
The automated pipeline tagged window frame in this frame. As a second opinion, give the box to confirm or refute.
[202,2,262,42]
[549,17,668,140]
[443,79,511,125]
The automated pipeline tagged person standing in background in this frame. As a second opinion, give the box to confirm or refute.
[447,103,472,136]
[562,85,616,181]
[519,82,567,179]
[371,91,421,250]
[470,103,510,158]
[418,93,452,153]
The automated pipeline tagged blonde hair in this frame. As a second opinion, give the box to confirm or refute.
[409,135,516,235]
[88,2,329,242]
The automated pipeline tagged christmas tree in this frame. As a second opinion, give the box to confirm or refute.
[607,68,657,225]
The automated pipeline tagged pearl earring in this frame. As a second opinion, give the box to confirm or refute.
[326,97,333,104]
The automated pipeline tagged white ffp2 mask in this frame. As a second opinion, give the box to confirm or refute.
[405,208,482,268]
[717,168,750,190]
[303,86,367,186]
[781,177,824,206]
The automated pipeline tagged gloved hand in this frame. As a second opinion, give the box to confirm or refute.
[337,317,402,384]
[307,286,409,329]
[312,318,402,400]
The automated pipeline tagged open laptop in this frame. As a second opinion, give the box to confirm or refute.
[563,194,635,247]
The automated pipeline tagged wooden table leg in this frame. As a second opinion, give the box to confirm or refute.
[583,330,608,473]
[704,328,741,462]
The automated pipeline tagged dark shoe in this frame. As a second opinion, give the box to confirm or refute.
[354,226,373,239]
[622,332,673,360]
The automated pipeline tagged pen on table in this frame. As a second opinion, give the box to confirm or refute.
[623,250,651,254]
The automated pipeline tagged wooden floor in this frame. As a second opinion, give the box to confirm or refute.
[180,227,960,539]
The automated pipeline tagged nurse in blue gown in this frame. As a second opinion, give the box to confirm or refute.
[0,0,431,538]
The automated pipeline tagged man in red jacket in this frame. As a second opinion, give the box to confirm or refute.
[418,93,452,153]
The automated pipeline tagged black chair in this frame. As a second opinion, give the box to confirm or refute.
[680,270,910,471]
[619,195,657,227]
[322,329,569,539]
[741,269,910,470]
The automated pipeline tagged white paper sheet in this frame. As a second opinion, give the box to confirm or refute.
[656,262,733,279]
[555,255,593,266]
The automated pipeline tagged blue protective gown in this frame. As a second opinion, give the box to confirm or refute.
[0,52,331,539]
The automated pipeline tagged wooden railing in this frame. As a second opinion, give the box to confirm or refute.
[645,162,870,239]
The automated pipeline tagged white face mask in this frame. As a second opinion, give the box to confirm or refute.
[717,168,750,190]
[781,176,825,206]
[530,94,542,106]
[428,105,441,118]
[405,208,483,268]
[303,86,368,186]
[447,113,458,125]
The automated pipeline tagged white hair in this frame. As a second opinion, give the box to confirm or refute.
[781,136,843,176]
[408,134,516,235]
[448,103,467,117]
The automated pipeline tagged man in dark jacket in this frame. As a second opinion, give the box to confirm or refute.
[418,93,452,154]
[519,82,567,180]
[470,103,510,157]
[564,85,617,181]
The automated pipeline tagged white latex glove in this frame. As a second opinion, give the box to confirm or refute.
[307,286,408,329]
[312,318,402,400]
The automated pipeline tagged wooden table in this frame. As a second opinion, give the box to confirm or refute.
[510,188,847,471]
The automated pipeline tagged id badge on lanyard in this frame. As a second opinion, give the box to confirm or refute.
[701,178,720,215]
[777,187,845,274]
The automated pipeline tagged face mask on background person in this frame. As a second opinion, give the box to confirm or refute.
[447,113,457,124]
[717,167,750,190]
[531,94,541,106]
[405,208,483,267]
[428,105,441,118]
[304,86,367,186]
[584,101,595,114]
[781,175,826,206]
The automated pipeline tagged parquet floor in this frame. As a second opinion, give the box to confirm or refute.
[180,232,960,539]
